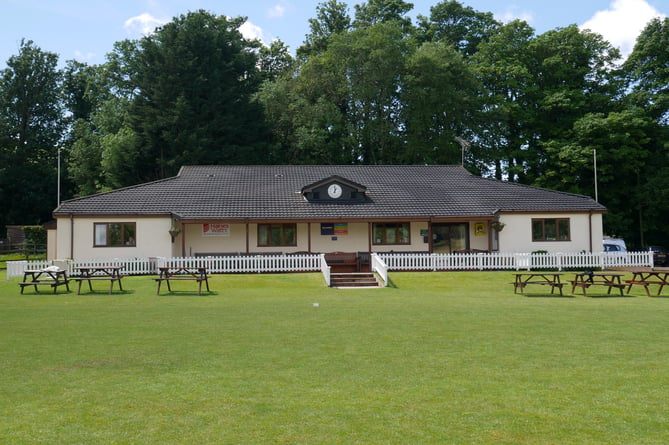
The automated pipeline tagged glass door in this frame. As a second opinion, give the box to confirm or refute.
[431,223,469,254]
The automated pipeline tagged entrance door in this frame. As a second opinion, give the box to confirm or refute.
[432,223,469,254]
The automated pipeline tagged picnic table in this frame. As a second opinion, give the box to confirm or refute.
[570,271,625,296]
[19,267,70,294]
[73,265,124,294]
[625,267,669,296]
[155,267,210,295]
[513,272,564,296]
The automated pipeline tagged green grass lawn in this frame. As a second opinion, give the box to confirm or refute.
[1,270,668,444]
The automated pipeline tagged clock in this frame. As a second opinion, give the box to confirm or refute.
[327,183,343,199]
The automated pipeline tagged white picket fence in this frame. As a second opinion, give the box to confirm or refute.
[377,251,653,271]
[5,251,653,280]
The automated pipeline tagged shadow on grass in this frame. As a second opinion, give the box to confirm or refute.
[156,291,218,297]
[75,290,136,296]
[522,293,575,298]
[583,293,636,298]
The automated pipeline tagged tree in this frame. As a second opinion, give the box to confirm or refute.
[0,40,64,227]
[402,41,480,164]
[417,0,499,56]
[128,10,271,180]
[345,22,414,163]
[621,17,669,246]
[353,0,414,31]
[471,20,536,180]
[298,0,351,59]
[258,40,294,81]
[623,17,669,125]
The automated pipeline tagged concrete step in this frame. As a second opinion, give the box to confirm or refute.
[330,273,380,288]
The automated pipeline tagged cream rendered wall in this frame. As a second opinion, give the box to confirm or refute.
[185,221,432,254]
[310,221,431,253]
[56,216,173,259]
[183,223,249,256]
[498,212,603,253]
[46,229,57,260]
[469,221,490,251]
[182,221,433,254]
[310,222,369,252]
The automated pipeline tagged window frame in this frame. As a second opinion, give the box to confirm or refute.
[531,218,571,242]
[257,223,297,247]
[372,222,411,245]
[94,222,137,247]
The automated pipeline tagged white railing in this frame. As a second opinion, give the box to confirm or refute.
[157,254,321,274]
[6,251,653,280]
[378,251,653,271]
[371,253,389,287]
[320,254,331,287]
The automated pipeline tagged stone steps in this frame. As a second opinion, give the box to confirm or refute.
[330,272,381,288]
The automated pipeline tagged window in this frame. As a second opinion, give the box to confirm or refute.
[532,218,570,241]
[373,223,410,245]
[94,223,136,247]
[258,223,297,247]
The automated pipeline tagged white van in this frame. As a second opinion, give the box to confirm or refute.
[603,237,627,252]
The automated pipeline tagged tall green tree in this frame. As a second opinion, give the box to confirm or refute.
[0,40,64,227]
[623,17,669,124]
[298,0,351,59]
[402,41,480,163]
[258,40,294,81]
[619,17,669,246]
[417,0,499,56]
[353,0,414,30]
[128,10,271,180]
[471,20,536,180]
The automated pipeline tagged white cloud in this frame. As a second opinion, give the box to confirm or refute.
[581,0,665,58]
[269,4,286,19]
[73,50,96,62]
[239,20,270,45]
[496,7,534,26]
[124,13,166,36]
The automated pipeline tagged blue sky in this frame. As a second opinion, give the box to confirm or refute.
[1,0,667,67]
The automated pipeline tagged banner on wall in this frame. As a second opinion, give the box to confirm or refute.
[334,223,348,235]
[203,223,231,237]
[320,223,349,236]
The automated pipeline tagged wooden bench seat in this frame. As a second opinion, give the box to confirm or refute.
[19,269,70,294]
[19,280,70,293]
[155,267,210,295]
[571,280,625,295]
[324,252,359,273]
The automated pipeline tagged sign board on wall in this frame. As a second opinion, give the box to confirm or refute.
[321,223,349,236]
[203,223,230,237]
[474,222,486,236]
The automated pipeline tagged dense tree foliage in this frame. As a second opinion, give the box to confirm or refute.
[0,40,64,233]
[0,1,667,248]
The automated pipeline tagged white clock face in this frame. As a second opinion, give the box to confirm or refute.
[327,183,343,199]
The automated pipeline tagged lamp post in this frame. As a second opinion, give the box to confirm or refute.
[57,146,61,207]
[593,149,598,202]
